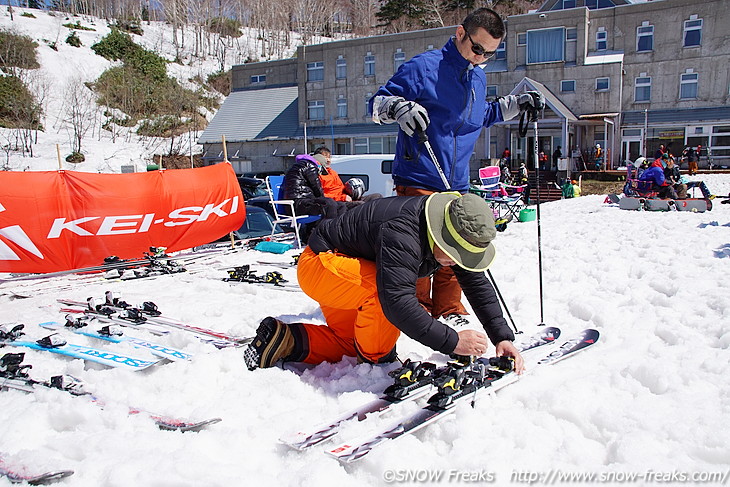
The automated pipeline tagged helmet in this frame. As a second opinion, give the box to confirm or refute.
[344,178,365,200]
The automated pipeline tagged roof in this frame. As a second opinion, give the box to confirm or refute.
[622,106,730,125]
[510,77,578,122]
[197,85,299,144]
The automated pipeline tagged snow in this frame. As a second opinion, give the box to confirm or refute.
[1,6,730,487]
[1,175,729,485]
[0,7,324,174]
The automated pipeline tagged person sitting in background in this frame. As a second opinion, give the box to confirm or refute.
[639,154,677,199]
[663,157,687,199]
[313,146,382,205]
[282,154,347,221]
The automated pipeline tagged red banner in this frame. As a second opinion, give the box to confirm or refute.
[0,163,245,273]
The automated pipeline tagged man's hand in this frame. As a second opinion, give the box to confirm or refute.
[392,100,430,137]
[453,329,488,357]
[517,91,545,113]
[495,340,525,374]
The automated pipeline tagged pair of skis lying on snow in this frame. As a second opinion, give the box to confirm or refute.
[280,327,599,463]
[57,292,252,350]
[0,453,73,485]
[0,354,220,485]
[0,351,220,434]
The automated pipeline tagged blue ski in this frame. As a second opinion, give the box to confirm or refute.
[39,317,192,362]
[0,324,162,371]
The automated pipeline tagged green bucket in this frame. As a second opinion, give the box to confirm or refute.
[518,208,536,222]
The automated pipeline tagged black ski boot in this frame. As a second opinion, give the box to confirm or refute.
[244,317,295,370]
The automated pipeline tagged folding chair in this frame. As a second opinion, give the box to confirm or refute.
[472,166,527,223]
[265,175,321,249]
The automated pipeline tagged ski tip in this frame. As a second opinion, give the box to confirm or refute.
[27,470,75,485]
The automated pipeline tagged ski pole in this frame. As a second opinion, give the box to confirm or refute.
[487,269,521,334]
[417,130,451,191]
[531,111,546,327]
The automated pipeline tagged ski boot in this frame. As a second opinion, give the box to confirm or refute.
[243,317,295,371]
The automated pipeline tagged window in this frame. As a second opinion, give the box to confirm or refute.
[712,126,730,155]
[527,28,565,64]
[354,137,368,154]
[561,80,576,92]
[364,53,375,76]
[684,17,702,47]
[486,85,498,97]
[635,76,651,102]
[596,77,610,91]
[566,28,577,41]
[337,96,347,118]
[517,33,527,46]
[596,29,607,51]
[680,72,698,99]
[551,0,576,9]
[365,92,373,118]
[393,50,405,72]
[307,100,324,120]
[495,41,506,60]
[637,23,653,52]
[306,61,324,82]
[336,56,346,79]
[250,74,266,84]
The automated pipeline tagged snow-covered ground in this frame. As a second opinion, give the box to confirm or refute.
[1,175,729,486]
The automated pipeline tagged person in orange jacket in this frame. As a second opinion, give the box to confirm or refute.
[313,147,351,202]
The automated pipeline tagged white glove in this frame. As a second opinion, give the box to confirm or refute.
[372,95,430,137]
[498,91,545,121]
[392,99,429,137]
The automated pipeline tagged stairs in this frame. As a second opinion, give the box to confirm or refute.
[527,172,563,203]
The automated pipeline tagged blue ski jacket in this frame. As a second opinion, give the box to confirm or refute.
[371,38,504,192]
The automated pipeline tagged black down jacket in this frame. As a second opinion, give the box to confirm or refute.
[283,154,325,200]
[307,195,514,354]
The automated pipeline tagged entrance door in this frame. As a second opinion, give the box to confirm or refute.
[622,139,641,165]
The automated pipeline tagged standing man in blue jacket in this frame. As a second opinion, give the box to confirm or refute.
[370,7,543,327]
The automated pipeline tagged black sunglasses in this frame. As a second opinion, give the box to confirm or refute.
[464,30,497,59]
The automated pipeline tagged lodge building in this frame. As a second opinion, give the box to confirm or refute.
[199,0,730,177]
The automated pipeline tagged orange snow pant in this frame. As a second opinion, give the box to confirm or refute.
[295,247,400,364]
[395,185,467,318]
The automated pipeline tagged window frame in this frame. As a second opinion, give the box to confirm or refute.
[307,100,325,120]
[337,95,348,118]
[596,77,610,92]
[635,76,651,103]
[364,53,376,77]
[679,72,699,100]
[596,29,607,51]
[636,23,654,53]
[561,79,576,92]
[335,56,347,79]
[683,18,702,48]
[393,49,405,72]
[306,61,324,82]
[250,74,266,84]
[526,27,566,64]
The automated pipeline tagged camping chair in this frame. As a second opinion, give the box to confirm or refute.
[472,166,527,223]
[265,175,321,249]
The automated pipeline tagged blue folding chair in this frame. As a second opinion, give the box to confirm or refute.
[265,175,321,248]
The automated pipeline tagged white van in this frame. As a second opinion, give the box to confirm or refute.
[329,154,396,197]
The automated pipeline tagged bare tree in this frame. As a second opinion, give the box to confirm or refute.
[61,78,96,157]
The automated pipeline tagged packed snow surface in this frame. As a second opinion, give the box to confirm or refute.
[1,175,729,486]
